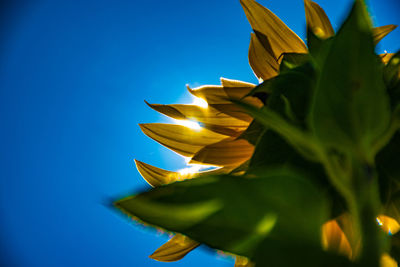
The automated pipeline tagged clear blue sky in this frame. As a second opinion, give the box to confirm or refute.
[1,0,399,266]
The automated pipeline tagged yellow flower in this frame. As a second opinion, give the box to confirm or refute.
[135,0,397,265]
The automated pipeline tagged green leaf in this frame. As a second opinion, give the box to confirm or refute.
[377,131,400,206]
[309,0,391,161]
[248,130,346,218]
[266,63,315,126]
[307,26,334,69]
[279,52,310,72]
[390,231,400,263]
[376,132,400,184]
[115,169,329,260]
[234,100,321,162]
[253,240,355,267]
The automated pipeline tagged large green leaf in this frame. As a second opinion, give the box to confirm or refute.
[115,169,331,263]
[309,0,391,160]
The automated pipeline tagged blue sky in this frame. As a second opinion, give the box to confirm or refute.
[1,0,399,266]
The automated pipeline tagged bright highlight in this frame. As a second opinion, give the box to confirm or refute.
[191,96,208,108]
[173,119,202,131]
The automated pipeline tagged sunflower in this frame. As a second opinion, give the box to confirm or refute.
[126,0,399,266]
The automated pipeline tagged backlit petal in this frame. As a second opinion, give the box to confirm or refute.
[249,33,279,81]
[139,123,226,157]
[321,219,352,259]
[380,53,395,64]
[377,215,400,235]
[373,25,397,44]
[381,253,398,267]
[135,160,233,187]
[149,234,200,262]
[240,0,307,59]
[235,256,255,267]
[147,103,249,132]
[304,0,334,39]
[190,138,254,167]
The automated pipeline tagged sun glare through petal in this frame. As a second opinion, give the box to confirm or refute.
[191,96,208,108]
[173,119,202,131]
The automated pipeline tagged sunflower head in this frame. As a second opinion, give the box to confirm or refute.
[115,0,400,266]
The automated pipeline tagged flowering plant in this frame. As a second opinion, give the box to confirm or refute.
[115,0,400,266]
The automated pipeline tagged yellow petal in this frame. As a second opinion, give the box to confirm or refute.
[209,104,254,123]
[190,138,254,167]
[321,219,352,259]
[373,25,398,44]
[147,103,250,133]
[187,84,229,104]
[135,160,234,187]
[139,123,226,157]
[149,234,200,262]
[220,77,255,89]
[240,0,307,60]
[377,215,400,235]
[135,160,182,187]
[187,78,259,106]
[380,53,395,64]
[249,33,279,81]
[381,253,398,267]
[304,0,334,39]
[235,256,255,267]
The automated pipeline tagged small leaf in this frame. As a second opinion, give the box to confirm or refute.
[279,52,310,72]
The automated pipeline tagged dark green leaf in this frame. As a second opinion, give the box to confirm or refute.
[390,231,400,263]
[266,63,315,127]
[248,130,346,218]
[307,26,334,70]
[376,131,400,180]
[309,0,391,160]
[279,52,310,72]
[115,169,329,260]
[253,240,355,267]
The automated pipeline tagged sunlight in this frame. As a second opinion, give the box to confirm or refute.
[173,119,202,131]
[191,96,208,108]
[178,159,218,179]
[178,164,202,177]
